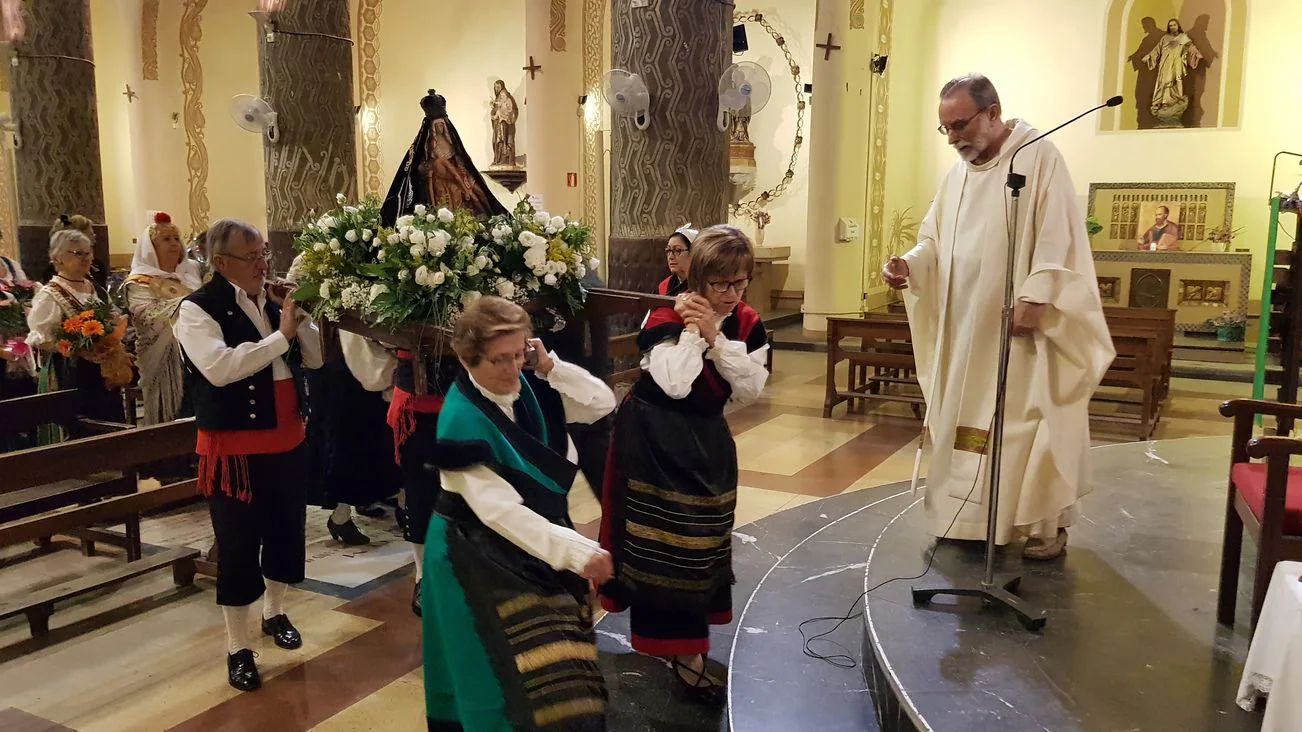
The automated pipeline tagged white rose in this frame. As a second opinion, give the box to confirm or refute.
[344,206,359,215]
[432,271,446,286]
[329,239,341,252]
[549,216,565,231]
[387,233,402,245]
[426,214,436,223]
[369,283,389,301]
[545,226,557,235]
[534,211,551,226]
[543,273,558,286]
[345,229,358,243]
[461,236,476,252]
[335,192,346,204]
[474,254,490,270]
[410,244,427,259]
[397,215,415,228]
[409,230,427,246]
[588,257,600,271]
[313,242,327,252]
[320,281,332,299]
[523,246,547,270]
[466,265,480,277]
[552,261,568,275]
[437,208,455,223]
[414,203,427,216]
[415,265,431,286]
[362,229,373,241]
[398,268,411,281]
[495,278,515,298]
[377,249,387,262]
[576,264,586,278]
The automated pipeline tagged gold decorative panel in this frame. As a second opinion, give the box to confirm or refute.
[1086,181,1234,252]
[357,0,384,196]
[550,0,567,52]
[865,0,894,282]
[1178,279,1228,306]
[850,0,865,29]
[141,0,160,81]
[581,0,604,259]
[1097,276,1120,304]
[180,0,210,235]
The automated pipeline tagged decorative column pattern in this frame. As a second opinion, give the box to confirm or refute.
[864,0,894,285]
[11,0,109,280]
[141,0,160,80]
[609,0,730,293]
[550,0,567,51]
[356,0,383,196]
[257,0,357,267]
[580,0,605,267]
[180,0,211,238]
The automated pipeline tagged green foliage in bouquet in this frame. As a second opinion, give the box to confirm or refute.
[290,194,600,329]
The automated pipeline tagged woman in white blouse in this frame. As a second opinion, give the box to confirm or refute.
[420,296,615,730]
[599,225,770,704]
[26,229,126,422]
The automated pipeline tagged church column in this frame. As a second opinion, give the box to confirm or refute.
[254,0,357,270]
[802,0,871,331]
[11,0,110,280]
[608,0,730,294]
[522,0,584,218]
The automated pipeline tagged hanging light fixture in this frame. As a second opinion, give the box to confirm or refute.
[250,0,287,43]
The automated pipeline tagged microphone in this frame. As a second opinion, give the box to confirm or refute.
[1007,96,1124,194]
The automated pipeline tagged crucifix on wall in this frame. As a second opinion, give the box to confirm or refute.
[122,84,138,103]
[523,56,542,80]
[816,33,842,61]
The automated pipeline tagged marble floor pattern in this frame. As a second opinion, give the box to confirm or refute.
[0,351,1250,731]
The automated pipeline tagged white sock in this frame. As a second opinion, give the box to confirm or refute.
[411,543,425,582]
[263,580,289,621]
[223,603,256,655]
[331,504,353,524]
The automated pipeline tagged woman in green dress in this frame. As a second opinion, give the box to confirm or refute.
[423,295,615,731]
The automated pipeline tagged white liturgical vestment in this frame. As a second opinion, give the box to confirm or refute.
[902,120,1115,543]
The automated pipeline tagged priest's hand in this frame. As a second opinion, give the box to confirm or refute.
[1012,300,1047,336]
[882,257,910,290]
[582,549,614,584]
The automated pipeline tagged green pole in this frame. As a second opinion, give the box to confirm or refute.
[1253,195,1283,424]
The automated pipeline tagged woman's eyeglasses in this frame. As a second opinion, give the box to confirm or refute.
[65,250,93,259]
[665,247,688,258]
[706,278,750,294]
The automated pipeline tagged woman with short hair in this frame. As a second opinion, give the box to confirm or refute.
[600,225,770,703]
[422,295,615,731]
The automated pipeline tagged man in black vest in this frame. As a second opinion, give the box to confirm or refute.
[173,218,322,692]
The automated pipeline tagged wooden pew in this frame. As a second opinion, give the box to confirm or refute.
[0,389,133,442]
[1093,327,1163,439]
[0,419,202,638]
[1103,307,1175,400]
[823,314,925,419]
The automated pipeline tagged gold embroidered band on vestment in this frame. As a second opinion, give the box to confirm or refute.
[954,426,990,454]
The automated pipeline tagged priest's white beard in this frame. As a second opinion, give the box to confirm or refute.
[953,129,998,163]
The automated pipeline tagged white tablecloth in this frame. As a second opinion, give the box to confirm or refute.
[1238,560,1302,731]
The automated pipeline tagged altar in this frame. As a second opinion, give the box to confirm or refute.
[1091,249,1253,333]
[747,244,790,317]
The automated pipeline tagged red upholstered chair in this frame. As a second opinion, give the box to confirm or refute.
[1218,399,1302,628]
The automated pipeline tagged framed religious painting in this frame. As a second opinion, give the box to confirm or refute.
[1098,0,1247,131]
[1086,181,1234,252]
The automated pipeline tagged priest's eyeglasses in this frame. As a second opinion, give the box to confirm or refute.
[707,278,750,294]
[937,108,986,135]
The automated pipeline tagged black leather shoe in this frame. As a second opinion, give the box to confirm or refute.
[412,579,422,617]
[227,649,261,691]
[327,517,370,545]
[261,614,303,650]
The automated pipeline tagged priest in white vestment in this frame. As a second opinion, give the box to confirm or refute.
[882,75,1114,559]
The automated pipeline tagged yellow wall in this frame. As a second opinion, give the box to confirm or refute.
[91,0,139,254]
[375,0,526,210]
[911,0,1302,294]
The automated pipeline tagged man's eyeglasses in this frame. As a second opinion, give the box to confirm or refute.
[707,278,750,294]
[937,107,988,136]
[222,249,273,265]
[665,247,689,258]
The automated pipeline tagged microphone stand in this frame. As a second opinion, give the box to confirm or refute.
[911,98,1121,632]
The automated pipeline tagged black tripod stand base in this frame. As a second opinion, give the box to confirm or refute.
[911,576,1048,631]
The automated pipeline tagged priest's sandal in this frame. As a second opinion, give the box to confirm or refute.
[1023,528,1068,560]
[670,656,725,705]
[327,517,370,545]
[227,649,261,691]
[262,614,303,650]
[411,579,422,617]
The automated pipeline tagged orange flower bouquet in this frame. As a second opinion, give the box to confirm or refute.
[56,304,134,388]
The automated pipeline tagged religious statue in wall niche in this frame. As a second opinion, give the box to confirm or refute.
[1142,19,1204,127]
[490,80,520,168]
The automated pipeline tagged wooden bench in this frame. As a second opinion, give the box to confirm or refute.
[0,389,133,442]
[1093,327,1164,439]
[823,314,924,419]
[0,419,202,638]
[0,546,199,637]
[1103,307,1175,400]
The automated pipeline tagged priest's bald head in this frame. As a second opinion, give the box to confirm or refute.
[938,74,1012,165]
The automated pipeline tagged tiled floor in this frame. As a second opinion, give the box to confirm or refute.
[0,351,1247,731]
